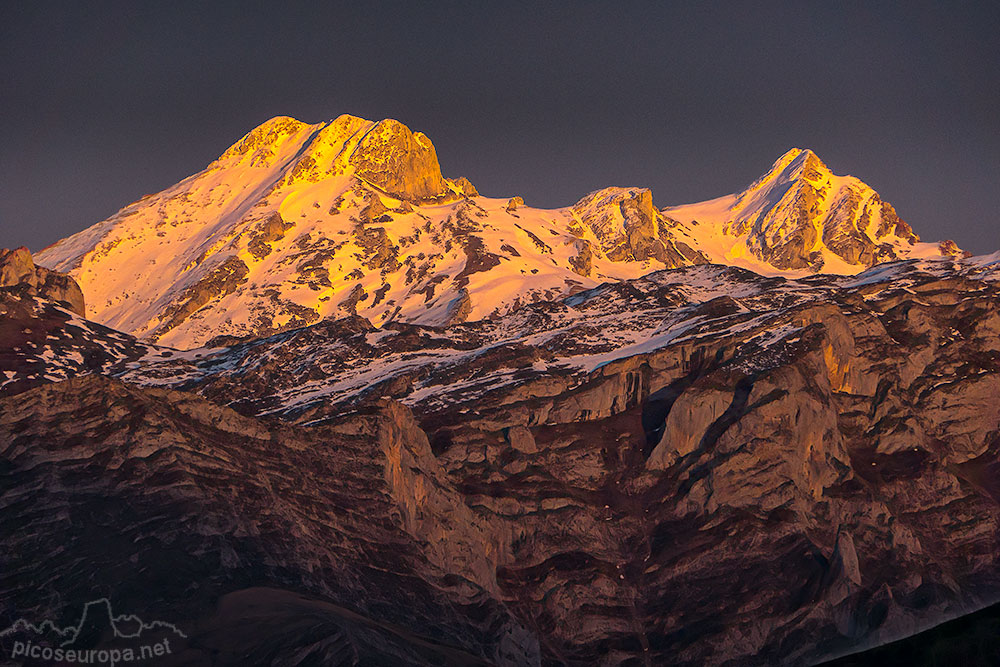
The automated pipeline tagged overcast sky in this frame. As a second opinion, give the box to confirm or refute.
[2,1,997,254]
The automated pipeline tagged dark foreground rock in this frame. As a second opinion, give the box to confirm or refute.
[821,598,1000,666]
[0,376,536,666]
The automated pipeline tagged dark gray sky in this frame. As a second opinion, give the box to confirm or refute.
[2,1,997,254]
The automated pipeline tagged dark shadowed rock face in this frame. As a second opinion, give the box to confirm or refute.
[0,376,537,666]
[2,253,999,665]
[821,596,1000,665]
[0,292,152,398]
[0,247,85,316]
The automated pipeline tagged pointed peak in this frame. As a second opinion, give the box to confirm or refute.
[372,117,408,131]
[256,115,308,129]
[741,148,832,196]
[330,113,368,126]
[322,113,373,138]
[731,148,835,218]
[769,148,828,176]
[777,147,816,160]
[309,114,374,151]
[789,148,828,173]
[237,115,313,141]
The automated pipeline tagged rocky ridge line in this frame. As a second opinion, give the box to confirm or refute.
[34,116,960,349]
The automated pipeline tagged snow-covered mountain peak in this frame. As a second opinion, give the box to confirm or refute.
[733,148,829,213]
[35,118,963,349]
[664,147,956,274]
[757,146,821,179]
[211,114,457,202]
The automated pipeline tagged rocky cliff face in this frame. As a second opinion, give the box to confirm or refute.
[0,246,85,316]
[3,252,999,665]
[572,188,710,267]
[34,117,956,349]
[349,118,450,200]
[0,255,150,399]
[0,376,536,665]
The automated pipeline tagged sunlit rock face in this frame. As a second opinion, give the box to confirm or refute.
[33,115,962,350]
[349,118,449,200]
[733,149,919,271]
[665,148,940,274]
[3,251,1000,665]
[572,187,711,266]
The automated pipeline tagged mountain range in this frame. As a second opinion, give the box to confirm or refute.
[34,115,963,349]
[1,115,998,666]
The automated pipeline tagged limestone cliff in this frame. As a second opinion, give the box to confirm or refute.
[349,118,449,201]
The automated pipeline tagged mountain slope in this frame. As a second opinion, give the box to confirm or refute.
[3,251,1000,665]
[113,253,999,423]
[35,115,959,349]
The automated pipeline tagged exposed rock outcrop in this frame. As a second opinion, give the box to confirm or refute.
[0,246,85,315]
[506,196,524,212]
[938,239,969,258]
[349,119,449,201]
[156,256,249,336]
[445,288,473,325]
[573,187,710,267]
[246,212,292,260]
[449,176,480,197]
[710,149,934,271]
[568,239,594,277]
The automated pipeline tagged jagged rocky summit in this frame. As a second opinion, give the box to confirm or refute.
[35,114,962,349]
